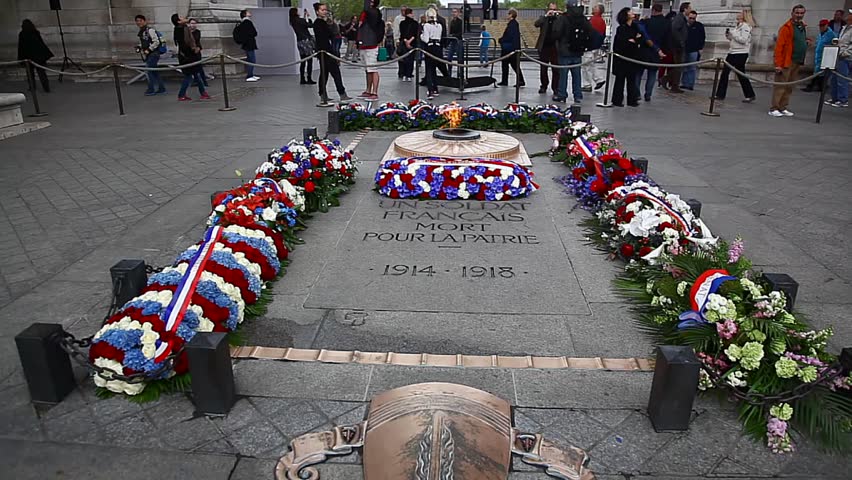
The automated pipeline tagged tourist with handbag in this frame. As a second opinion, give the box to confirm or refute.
[290,7,316,85]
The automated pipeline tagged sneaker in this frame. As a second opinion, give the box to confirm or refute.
[644,96,651,102]
[824,100,836,105]
[178,96,192,101]
[831,101,849,108]
[594,80,606,91]
[246,77,259,82]
[742,97,755,103]
[156,88,168,95]
[252,76,261,80]
[781,110,794,117]
[581,86,592,92]
[144,90,156,96]
[339,94,352,102]
[551,96,566,103]
[768,110,783,117]
[199,92,211,100]
[538,86,547,94]
[317,99,335,107]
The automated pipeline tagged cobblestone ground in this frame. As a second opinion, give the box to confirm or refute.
[0,64,849,478]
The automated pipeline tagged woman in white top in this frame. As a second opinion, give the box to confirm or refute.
[421,10,444,99]
[715,9,756,102]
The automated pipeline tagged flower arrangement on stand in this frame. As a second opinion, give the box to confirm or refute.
[374,156,538,201]
[550,122,852,453]
[530,104,571,133]
[256,137,357,213]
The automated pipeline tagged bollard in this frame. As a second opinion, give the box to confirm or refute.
[187,332,236,415]
[514,50,521,104]
[647,345,700,432]
[415,52,421,101]
[303,127,318,142]
[841,347,852,370]
[328,110,340,134]
[26,61,48,118]
[700,58,722,117]
[110,259,148,306]
[686,198,702,218]
[112,64,125,116]
[218,54,236,112]
[15,324,76,404]
[570,105,591,123]
[458,39,467,101]
[631,156,649,174]
[762,273,798,311]
[596,48,614,108]
[815,70,830,124]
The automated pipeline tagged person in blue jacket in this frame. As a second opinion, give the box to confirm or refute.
[497,8,524,86]
[802,19,837,92]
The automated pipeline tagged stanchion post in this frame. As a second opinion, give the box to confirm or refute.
[26,61,48,118]
[415,49,421,101]
[647,345,700,432]
[112,64,125,116]
[15,323,76,404]
[596,48,613,108]
[458,39,467,101]
[186,332,236,415]
[701,58,722,117]
[815,70,829,124]
[218,54,236,112]
[514,50,521,104]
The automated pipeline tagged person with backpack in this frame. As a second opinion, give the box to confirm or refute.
[172,13,209,101]
[234,9,260,82]
[134,15,166,96]
[552,0,590,103]
[189,18,211,88]
[583,4,606,92]
[534,3,561,95]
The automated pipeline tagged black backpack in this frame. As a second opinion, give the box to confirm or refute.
[232,23,244,45]
[565,16,592,52]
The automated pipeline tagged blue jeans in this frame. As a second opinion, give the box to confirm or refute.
[556,55,582,101]
[479,46,488,64]
[635,68,657,99]
[831,58,850,103]
[446,40,462,77]
[145,53,166,93]
[179,71,206,97]
[681,51,699,88]
[245,49,256,78]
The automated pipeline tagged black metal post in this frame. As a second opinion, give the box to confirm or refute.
[303,127,318,142]
[514,50,521,104]
[328,110,340,134]
[596,47,613,107]
[110,260,148,306]
[26,61,47,118]
[15,324,76,404]
[647,345,700,432]
[816,70,829,124]
[762,273,799,311]
[415,48,421,101]
[186,332,236,415]
[701,58,722,117]
[112,64,125,116]
[686,199,702,218]
[458,39,467,101]
[218,54,236,112]
[631,156,649,174]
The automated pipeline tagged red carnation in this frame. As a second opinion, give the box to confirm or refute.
[313,170,323,179]
[639,246,653,257]
[611,181,624,189]
[617,157,633,170]
[623,211,635,222]
[304,181,316,193]
[310,157,320,167]
[620,244,635,258]
[590,178,608,195]
[572,167,586,180]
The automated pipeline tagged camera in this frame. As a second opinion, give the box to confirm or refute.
[134,46,142,53]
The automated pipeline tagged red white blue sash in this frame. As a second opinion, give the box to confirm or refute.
[154,225,224,362]
[574,136,605,180]
[677,269,737,329]
[375,107,408,117]
[621,187,693,235]
[254,177,281,193]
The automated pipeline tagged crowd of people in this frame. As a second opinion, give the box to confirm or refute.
[11,2,852,112]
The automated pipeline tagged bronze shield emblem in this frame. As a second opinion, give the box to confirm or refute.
[362,382,512,480]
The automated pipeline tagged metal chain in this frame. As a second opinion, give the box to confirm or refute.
[701,361,846,406]
[57,330,182,383]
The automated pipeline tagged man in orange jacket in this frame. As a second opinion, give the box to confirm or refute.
[770,4,809,117]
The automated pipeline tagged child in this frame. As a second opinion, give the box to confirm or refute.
[479,24,492,65]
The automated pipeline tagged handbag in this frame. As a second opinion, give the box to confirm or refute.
[297,37,316,56]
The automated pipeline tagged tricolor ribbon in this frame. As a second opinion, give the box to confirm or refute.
[154,225,225,362]
[620,187,693,235]
[677,269,737,329]
[375,107,408,117]
[574,136,605,181]
[254,177,282,193]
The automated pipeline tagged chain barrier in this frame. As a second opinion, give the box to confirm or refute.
[701,362,846,407]
[0,59,25,67]
[224,51,319,69]
[721,59,824,86]
[520,50,601,69]
[323,48,416,69]
[611,51,718,69]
